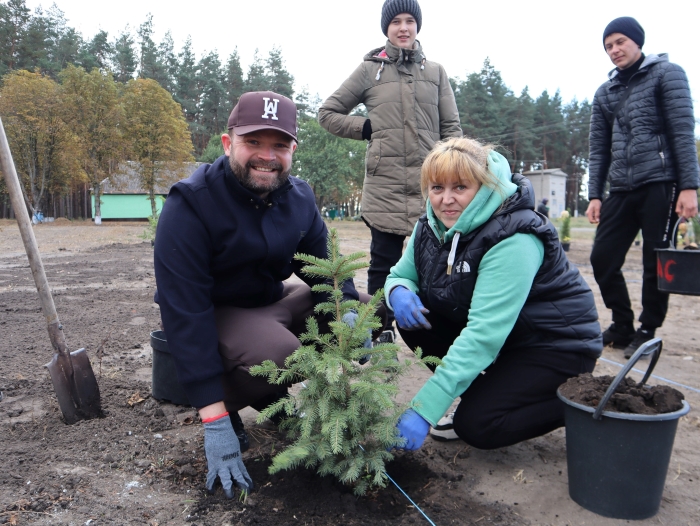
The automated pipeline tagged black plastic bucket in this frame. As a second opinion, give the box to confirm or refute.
[150,330,190,406]
[656,217,700,295]
[557,339,690,520]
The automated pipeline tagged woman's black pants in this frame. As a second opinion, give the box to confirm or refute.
[399,314,596,449]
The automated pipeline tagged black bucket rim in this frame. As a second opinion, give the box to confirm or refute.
[150,329,166,343]
[557,390,690,421]
[558,338,690,421]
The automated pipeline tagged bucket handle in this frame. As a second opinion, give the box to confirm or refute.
[667,216,699,249]
[592,338,662,420]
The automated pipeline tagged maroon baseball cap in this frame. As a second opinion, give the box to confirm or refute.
[227,91,298,141]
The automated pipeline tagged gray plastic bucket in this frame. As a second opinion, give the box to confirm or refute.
[150,330,190,406]
[557,339,690,520]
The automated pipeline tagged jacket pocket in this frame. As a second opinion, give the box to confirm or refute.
[365,138,381,176]
[657,135,666,169]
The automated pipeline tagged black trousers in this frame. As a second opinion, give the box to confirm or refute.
[367,226,406,327]
[399,313,596,449]
[590,182,677,329]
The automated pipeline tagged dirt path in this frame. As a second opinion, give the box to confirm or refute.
[1,219,698,525]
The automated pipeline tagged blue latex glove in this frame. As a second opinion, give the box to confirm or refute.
[342,310,372,363]
[204,416,253,498]
[390,287,432,330]
[395,408,430,451]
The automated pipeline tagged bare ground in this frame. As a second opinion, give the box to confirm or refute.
[0,218,699,525]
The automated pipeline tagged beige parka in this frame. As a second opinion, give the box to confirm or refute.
[319,40,462,236]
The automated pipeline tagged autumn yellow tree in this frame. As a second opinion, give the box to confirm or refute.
[59,65,126,223]
[122,78,194,216]
[0,70,83,217]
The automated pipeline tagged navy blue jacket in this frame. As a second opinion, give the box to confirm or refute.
[589,54,699,200]
[154,156,358,407]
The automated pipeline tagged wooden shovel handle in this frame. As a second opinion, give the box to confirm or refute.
[0,117,69,356]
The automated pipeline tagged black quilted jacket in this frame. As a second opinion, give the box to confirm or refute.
[588,54,699,200]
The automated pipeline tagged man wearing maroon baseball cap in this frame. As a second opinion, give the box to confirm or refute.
[154,91,386,499]
[227,90,298,141]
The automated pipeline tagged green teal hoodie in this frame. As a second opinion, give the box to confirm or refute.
[385,151,545,426]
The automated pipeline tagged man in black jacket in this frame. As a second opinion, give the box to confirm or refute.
[154,91,383,498]
[586,17,699,358]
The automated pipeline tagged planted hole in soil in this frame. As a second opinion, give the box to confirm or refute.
[559,373,684,414]
[197,451,517,526]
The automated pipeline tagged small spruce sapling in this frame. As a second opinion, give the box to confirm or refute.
[559,209,571,243]
[140,196,165,245]
[250,228,439,496]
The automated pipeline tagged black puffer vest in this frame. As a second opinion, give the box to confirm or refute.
[414,174,602,357]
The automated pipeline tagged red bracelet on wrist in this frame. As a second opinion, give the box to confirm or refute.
[201,411,229,423]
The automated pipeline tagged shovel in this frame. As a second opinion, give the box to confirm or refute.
[0,116,102,424]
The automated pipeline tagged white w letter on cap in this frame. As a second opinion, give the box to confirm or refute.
[261,97,279,121]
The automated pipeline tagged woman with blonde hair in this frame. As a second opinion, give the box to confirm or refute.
[387,137,602,450]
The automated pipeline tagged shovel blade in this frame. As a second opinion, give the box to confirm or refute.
[46,348,102,424]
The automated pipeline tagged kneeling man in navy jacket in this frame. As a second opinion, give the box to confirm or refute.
[154,91,383,497]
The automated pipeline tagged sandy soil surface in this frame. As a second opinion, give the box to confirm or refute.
[0,218,699,525]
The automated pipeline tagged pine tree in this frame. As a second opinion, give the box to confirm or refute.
[225,48,244,110]
[506,87,538,172]
[79,30,112,72]
[137,14,168,88]
[174,36,199,123]
[454,58,511,142]
[243,49,267,92]
[195,50,226,152]
[0,0,31,74]
[156,31,178,92]
[111,27,137,83]
[265,46,294,99]
[250,229,439,496]
[563,99,592,213]
[533,89,567,169]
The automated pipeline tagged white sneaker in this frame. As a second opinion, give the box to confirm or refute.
[429,412,459,441]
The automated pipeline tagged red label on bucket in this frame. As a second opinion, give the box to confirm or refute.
[657,258,676,283]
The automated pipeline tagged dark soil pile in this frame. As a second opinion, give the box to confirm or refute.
[559,373,685,414]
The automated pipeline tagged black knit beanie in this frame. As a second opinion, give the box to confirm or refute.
[381,0,422,36]
[603,16,645,48]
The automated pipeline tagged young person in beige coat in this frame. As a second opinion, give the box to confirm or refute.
[319,0,462,340]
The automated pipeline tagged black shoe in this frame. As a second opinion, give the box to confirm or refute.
[229,412,250,453]
[602,323,635,349]
[623,328,655,359]
[377,329,396,344]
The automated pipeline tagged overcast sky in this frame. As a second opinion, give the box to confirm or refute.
[26,0,699,116]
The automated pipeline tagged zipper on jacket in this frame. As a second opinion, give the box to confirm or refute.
[619,71,640,190]
[657,135,666,169]
[425,239,444,302]
[626,140,633,188]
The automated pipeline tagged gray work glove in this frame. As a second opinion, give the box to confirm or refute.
[203,417,253,498]
[342,310,372,363]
